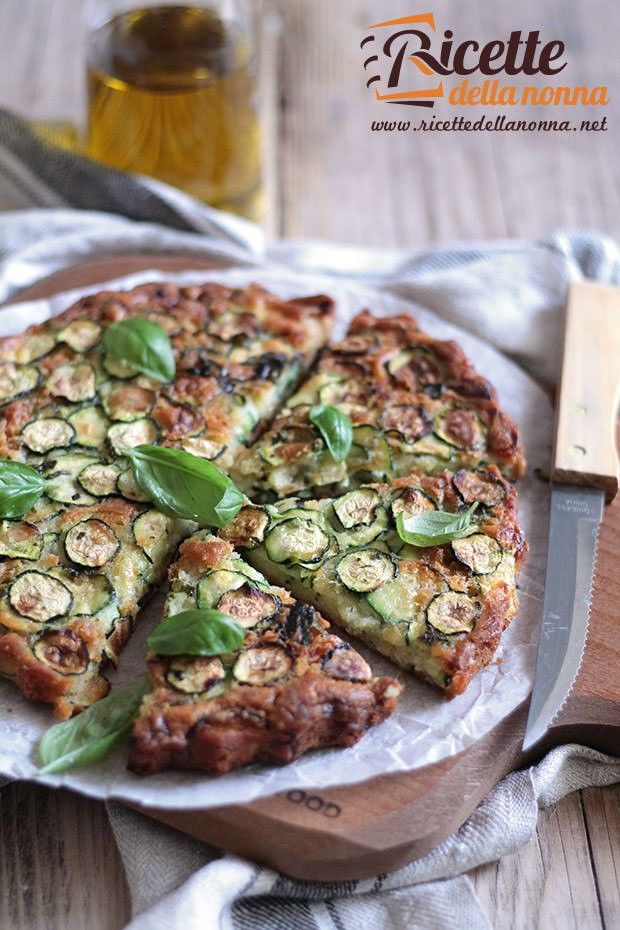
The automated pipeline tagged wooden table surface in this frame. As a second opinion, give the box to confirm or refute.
[0,1,618,928]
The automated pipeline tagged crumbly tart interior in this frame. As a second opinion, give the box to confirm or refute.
[222,466,527,697]
[230,310,525,501]
[128,533,401,775]
[0,282,333,716]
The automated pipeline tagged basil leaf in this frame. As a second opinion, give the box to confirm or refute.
[38,678,149,774]
[396,502,479,547]
[0,460,47,518]
[125,444,245,527]
[309,404,353,463]
[148,609,245,656]
[102,317,175,383]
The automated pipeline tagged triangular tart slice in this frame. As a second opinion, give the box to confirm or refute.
[230,311,526,501]
[221,466,527,697]
[128,532,401,775]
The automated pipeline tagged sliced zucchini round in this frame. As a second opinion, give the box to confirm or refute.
[66,571,113,616]
[10,331,56,364]
[381,404,432,443]
[336,549,396,593]
[336,506,388,548]
[333,488,380,529]
[221,506,269,549]
[453,469,506,506]
[9,571,73,621]
[68,406,110,448]
[218,583,279,628]
[33,627,89,675]
[233,645,292,685]
[264,517,330,565]
[166,656,226,694]
[349,425,392,477]
[318,378,360,406]
[387,347,441,387]
[65,519,120,567]
[196,570,246,610]
[45,472,96,506]
[108,418,159,455]
[427,591,481,635]
[180,436,226,460]
[103,355,139,379]
[434,409,486,451]
[0,520,43,560]
[0,363,39,402]
[451,534,502,575]
[391,488,436,521]
[58,320,101,353]
[78,462,121,497]
[133,510,172,562]
[367,563,441,623]
[22,417,75,454]
[44,453,98,505]
[102,385,156,422]
[407,433,454,462]
[116,468,150,502]
[46,363,96,402]
[322,645,372,682]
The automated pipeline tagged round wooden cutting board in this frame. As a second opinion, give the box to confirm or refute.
[7,256,620,881]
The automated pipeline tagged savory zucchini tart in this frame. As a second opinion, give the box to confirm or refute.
[128,532,401,775]
[230,311,525,501]
[0,281,333,471]
[0,282,333,716]
[221,466,527,697]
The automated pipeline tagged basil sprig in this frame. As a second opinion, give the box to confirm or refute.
[396,502,479,547]
[309,404,353,463]
[148,609,245,656]
[102,316,175,383]
[125,444,245,527]
[0,460,47,518]
[38,678,149,775]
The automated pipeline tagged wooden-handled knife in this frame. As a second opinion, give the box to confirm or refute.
[523,281,620,750]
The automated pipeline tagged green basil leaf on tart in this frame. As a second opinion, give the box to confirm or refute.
[396,502,479,548]
[147,609,245,657]
[102,316,176,383]
[124,444,245,527]
[309,404,353,463]
[0,460,47,518]
[38,678,150,774]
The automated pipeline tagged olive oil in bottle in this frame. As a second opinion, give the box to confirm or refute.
[87,4,263,219]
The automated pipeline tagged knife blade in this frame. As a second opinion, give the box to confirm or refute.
[523,282,620,751]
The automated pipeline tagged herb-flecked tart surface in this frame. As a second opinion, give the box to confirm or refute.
[128,532,401,775]
[221,466,527,697]
[0,282,334,717]
[229,310,526,501]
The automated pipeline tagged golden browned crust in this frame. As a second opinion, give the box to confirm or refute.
[128,531,401,775]
[129,654,399,776]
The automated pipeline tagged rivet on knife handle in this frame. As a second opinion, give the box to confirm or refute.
[553,282,620,502]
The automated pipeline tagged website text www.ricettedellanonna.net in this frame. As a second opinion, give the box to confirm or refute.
[371,114,608,133]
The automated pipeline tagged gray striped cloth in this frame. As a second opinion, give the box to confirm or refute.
[1,105,619,930]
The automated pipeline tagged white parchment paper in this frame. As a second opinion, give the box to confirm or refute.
[0,266,552,809]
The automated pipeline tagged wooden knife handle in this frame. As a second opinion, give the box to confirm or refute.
[553,282,620,502]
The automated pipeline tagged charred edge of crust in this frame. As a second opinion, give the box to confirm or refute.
[0,631,109,718]
[441,582,518,697]
[127,669,400,776]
